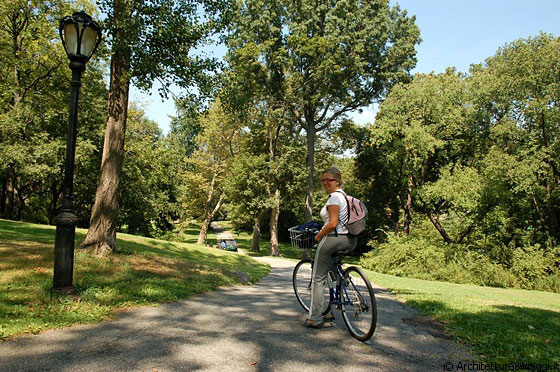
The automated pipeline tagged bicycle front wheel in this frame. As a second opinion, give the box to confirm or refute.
[341,266,377,341]
[292,259,331,315]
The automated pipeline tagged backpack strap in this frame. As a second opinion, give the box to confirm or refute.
[332,190,350,236]
[327,193,338,237]
[333,190,350,225]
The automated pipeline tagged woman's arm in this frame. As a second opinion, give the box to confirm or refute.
[315,205,340,242]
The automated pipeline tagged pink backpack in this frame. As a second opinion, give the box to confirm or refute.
[335,191,368,235]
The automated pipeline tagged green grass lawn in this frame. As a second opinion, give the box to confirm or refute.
[364,269,560,364]
[0,219,270,341]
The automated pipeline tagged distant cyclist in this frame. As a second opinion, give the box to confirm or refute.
[303,167,357,329]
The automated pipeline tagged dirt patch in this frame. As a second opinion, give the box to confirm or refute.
[402,315,454,340]
[128,255,201,278]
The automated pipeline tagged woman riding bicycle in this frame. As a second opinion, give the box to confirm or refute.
[303,167,357,329]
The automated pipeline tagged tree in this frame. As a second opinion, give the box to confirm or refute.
[117,104,177,236]
[81,0,229,255]
[220,72,310,254]
[224,154,270,252]
[0,0,66,219]
[176,100,241,244]
[365,70,474,239]
[363,33,560,256]
[468,33,560,249]
[0,0,105,223]
[227,0,420,222]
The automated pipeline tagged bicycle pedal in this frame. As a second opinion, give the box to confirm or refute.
[323,313,335,322]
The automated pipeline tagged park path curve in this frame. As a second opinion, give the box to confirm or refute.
[210,221,235,244]
[0,256,469,372]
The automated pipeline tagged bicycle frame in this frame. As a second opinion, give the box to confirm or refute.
[293,245,377,341]
[315,259,367,311]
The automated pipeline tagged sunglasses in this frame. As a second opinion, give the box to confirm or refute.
[321,178,337,183]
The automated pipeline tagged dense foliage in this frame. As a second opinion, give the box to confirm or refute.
[225,0,421,222]
[0,1,557,291]
[359,34,560,292]
[0,0,106,224]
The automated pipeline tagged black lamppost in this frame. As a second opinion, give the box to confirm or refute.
[51,11,101,294]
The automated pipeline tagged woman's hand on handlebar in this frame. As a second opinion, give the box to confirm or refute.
[314,231,322,242]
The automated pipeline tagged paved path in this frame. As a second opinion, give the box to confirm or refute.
[0,257,469,372]
[210,221,235,243]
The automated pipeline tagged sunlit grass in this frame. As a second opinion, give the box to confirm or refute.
[0,219,270,340]
[364,269,560,364]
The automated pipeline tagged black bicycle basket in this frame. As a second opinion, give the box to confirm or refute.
[288,221,322,249]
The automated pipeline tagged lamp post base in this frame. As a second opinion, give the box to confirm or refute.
[52,211,78,294]
[50,285,76,295]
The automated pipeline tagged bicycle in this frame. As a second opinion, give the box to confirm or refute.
[289,225,377,342]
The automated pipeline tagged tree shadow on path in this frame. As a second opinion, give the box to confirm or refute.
[0,258,471,372]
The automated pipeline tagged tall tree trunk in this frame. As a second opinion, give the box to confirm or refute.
[2,10,24,220]
[197,168,220,244]
[0,174,6,216]
[268,121,282,256]
[197,192,224,244]
[386,202,400,236]
[540,111,559,239]
[3,14,21,220]
[304,124,316,222]
[270,186,281,256]
[197,219,211,245]
[545,179,559,241]
[427,210,452,244]
[402,176,413,236]
[251,217,261,252]
[81,35,130,256]
[4,165,16,220]
[16,192,24,220]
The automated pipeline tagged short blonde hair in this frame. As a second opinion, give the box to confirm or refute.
[321,167,342,186]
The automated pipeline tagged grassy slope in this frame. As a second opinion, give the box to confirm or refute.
[365,269,560,364]
[0,219,270,340]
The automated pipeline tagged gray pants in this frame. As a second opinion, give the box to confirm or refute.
[308,234,357,321]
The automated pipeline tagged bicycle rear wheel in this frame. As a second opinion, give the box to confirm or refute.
[341,266,377,341]
[292,259,331,315]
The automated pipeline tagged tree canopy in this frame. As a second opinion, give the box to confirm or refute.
[0,1,557,292]
[225,0,421,221]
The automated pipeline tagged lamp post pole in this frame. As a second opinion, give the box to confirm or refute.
[51,12,101,294]
[51,61,85,294]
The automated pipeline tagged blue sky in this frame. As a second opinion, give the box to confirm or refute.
[130,0,560,133]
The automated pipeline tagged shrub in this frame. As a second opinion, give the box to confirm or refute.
[361,233,559,293]
[510,244,560,292]
[360,234,446,280]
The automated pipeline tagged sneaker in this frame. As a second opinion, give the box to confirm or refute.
[302,319,325,329]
